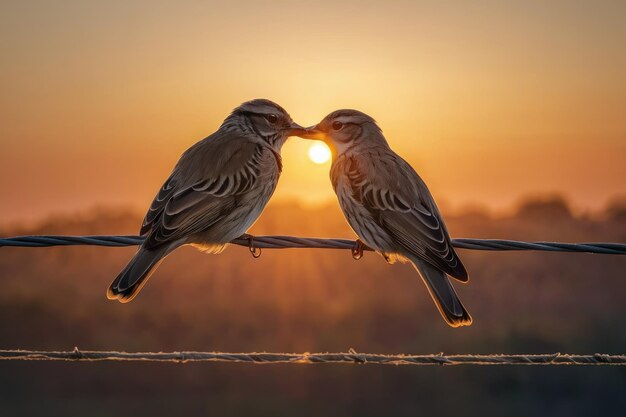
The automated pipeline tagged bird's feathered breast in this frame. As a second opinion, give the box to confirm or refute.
[140,131,281,248]
[331,148,468,281]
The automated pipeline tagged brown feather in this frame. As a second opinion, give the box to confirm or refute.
[332,150,468,282]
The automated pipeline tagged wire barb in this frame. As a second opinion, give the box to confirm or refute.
[0,349,624,366]
[0,235,625,255]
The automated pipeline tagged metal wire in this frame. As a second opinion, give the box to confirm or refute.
[0,234,625,254]
[1,236,624,366]
[0,348,624,365]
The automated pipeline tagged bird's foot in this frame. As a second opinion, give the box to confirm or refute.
[239,233,261,259]
[351,239,366,260]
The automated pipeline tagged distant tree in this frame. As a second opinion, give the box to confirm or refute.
[605,196,626,222]
[516,194,573,221]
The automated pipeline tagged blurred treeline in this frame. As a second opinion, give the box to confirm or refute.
[0,195,625,416]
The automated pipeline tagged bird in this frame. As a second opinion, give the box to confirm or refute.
[299,110,472,327]
[107,99,306,303]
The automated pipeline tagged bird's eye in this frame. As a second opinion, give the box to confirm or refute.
[332,121,344,131]
[265,114,278,124]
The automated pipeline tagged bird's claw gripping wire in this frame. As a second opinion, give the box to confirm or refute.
[351,239,366,260]
[240,234,262,258]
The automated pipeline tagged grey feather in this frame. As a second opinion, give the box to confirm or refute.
[333,151,468,281]
[107,244,174,303]
[408,255,472,327]
[314,108,472,327]
[109,99,297,303]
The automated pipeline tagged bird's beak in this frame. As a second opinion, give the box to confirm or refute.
[285,122,308,137]
[298,126,327,141]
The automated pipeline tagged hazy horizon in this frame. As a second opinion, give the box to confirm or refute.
[2,191,625,233]
[2,179,626,227]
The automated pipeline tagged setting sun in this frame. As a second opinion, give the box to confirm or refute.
[308,142,332,165]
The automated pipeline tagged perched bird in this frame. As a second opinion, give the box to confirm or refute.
[300,110,471,327]
[108,99,305,302]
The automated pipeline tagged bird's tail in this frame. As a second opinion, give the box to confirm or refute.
[408,255,472,327]
[107,244,173,303]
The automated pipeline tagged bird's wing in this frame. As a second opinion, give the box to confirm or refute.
[140,132,270,249]
[341,150,468,281]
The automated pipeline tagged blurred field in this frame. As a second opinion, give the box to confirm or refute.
[1,196,625,416]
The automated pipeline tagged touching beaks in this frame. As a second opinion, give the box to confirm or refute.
[298,126,327,141]
[285,122,308,136]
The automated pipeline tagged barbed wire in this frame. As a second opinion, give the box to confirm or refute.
[1,234,625,255]
[1,348,624,365]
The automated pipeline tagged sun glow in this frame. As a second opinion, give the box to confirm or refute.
[307,142,332,165]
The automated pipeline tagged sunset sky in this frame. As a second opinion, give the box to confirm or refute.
[1,1,625,224]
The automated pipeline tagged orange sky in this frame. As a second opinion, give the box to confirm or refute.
[1,1,625,224]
